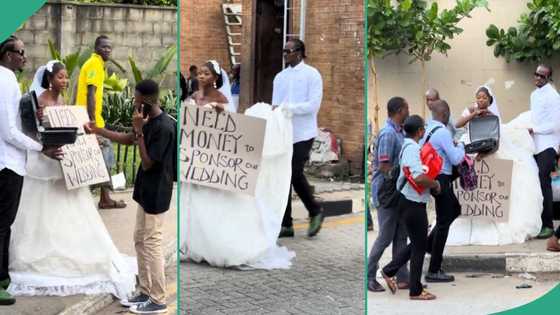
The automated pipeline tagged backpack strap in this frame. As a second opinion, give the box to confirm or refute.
[425,125,443,144]
[396,143,412,192]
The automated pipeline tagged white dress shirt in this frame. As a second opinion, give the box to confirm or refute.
[0,65,43,176]
[530,83,560,154]
[272,61,323,143]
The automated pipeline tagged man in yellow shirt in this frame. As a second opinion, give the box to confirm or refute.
[77,35,126,209]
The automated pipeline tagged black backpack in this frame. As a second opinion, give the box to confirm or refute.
[377,143,410,209]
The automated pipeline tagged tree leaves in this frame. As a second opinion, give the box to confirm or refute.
[367,0,488,63]
[485,0,560,63]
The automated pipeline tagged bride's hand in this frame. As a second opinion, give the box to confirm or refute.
[42,145,64,160]
[208,102,225,112]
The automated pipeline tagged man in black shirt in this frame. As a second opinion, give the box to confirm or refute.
[85,79,176,314]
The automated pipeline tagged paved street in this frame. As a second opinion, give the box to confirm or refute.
[97,266,177,315]
[367,208,560,314]
[368,272,559,315]
[180,214,366,315]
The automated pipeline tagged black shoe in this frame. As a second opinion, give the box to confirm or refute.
[367,223,374,231]
[367,279,385,292]
[425,270,455,283]
[129,300,167,314]
[279,226,294,238]
[120,293,150,307]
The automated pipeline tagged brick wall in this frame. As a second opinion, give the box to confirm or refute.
[181,0,365,173]
[180,0,240,73]
[299,0,365,173]
[16,1,177,89]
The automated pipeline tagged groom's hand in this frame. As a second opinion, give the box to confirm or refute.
[42,146,64,160]
[83,121,100,135]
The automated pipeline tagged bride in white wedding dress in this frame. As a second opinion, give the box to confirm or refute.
[447,86,542,245]
[179,60,295,269]
[8,61,136,297]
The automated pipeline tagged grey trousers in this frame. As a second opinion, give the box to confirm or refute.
[367,205,409,282]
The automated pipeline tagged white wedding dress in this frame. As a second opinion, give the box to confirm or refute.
[179,102,295,269]
[447,111,543,245]
[8,150,136,298]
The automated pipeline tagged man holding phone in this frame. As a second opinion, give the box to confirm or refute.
[85,80,176,314]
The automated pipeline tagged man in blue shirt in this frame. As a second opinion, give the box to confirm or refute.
[422,100,465,283]
[368,97,410,292]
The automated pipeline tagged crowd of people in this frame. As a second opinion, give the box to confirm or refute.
[0,34,176,314]
[368,64,560,300]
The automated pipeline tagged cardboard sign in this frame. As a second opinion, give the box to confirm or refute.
[179,103,266,195]
[45,106,110,190]
[453,157,512,223]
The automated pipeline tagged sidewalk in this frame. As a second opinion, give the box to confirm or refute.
[181,213,365,314]
[291,178,365,221]
[1,188,177,315]
[368,207,560,274]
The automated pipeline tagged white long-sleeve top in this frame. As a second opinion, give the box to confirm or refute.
[272,61,323,143]
[530,83,560,154]
[0,65,43,176]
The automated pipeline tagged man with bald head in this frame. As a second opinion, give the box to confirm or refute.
[422,100,465,283]
[425,88,459,139]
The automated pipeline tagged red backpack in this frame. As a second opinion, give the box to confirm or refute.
[403,126,443,194]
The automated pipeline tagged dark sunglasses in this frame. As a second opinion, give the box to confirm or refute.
[534,72,548,80]
[9,49,25,57]
[282,48,299,54]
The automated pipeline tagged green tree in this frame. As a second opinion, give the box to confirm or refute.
[486,0,560,63]
[128,44,176,85]
[405,0,488,117]
[368,0,487,120]
[367,0,419,132]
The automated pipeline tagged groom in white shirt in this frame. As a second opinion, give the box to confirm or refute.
[0,35,62,305]
[272,39,324,238]
[528,65,560,241]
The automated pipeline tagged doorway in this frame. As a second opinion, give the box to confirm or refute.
[253,0,287,104]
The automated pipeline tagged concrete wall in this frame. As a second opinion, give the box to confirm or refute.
[16,1,177,89]
[368,0,558,129]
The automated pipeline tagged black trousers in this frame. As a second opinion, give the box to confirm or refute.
[282,139,321,227]
[535,148,557,230]
[0,168,24,280]
[382,194,428,296]
[427,174,461,273]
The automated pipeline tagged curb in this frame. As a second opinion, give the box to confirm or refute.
[57,241,177,315]
[435,252,560,274]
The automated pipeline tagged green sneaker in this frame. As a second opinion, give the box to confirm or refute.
[537,227,554,239]
[0,278,9,290]
[307,213,324,237]
[278,226,294,238]
[0,288,15,305]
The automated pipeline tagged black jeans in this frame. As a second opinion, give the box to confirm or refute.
[282,139,322,227]
[535,148,557,230]
[427,174,461,273]
[0,168,24,280]
[382,194,428,296]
